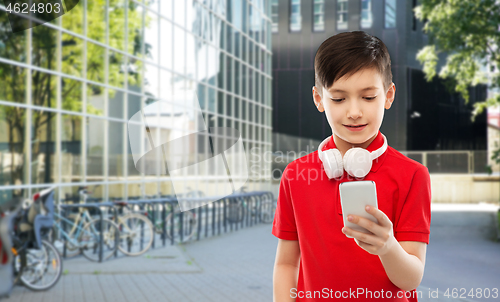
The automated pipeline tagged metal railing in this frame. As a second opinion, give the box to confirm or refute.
[400,150,489,174]
[55,191,276,262]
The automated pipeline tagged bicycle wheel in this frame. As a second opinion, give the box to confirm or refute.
[79,219,119,262]
[165,210,198,243]
[116,213,154,256]
[18,240,63,291]
[260,200,276,224]
[227,199,244,223]
[48,225,80,258]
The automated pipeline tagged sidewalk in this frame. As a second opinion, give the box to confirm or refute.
[5,224,276,302]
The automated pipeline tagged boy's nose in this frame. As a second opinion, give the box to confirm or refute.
[347,105,362,119]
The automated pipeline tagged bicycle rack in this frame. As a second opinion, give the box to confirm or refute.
[56,191,274,262]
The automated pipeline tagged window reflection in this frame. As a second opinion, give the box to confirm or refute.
[361,0,373,29]
[235,60,240,94]
[87,42,105,83]
[0,14,27,63]
[0,0,273,196]
[108,88,123,119]
[87,0,106,43]
[0,63,26,104]
[109,49,126,89]
[159,18,173,70]
[385,0,396,28]
[0,105,26,187]
[313,0,325,32]
[32,25,57,71]
[31,109,56,184]
[87,117,105,179]
[337,0,348,30]
[159,0,173,20]
[290,0,302,32]
[127,2,144,56]
[108,120,124,178]
[144,9,159,64]
[61,114,82,183]
[109,0,126,51]
[62,2,83,35]
[61,78,82,113]
[173,26,186,74]
[61,33,83,78]
[144,63,159,99]
[271,0,278,33]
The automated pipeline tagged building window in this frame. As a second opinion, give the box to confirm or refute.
[313,0,325,31]
[360,0,373,29]
[412,0,417,31]
[290,0,302,32]
[337,0,348,30]
[272,0,279,33]
[385,0,396,28]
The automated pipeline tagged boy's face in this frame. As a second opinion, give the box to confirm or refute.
[312,67,395,147]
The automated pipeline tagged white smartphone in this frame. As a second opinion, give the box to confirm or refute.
[339,181,378,238]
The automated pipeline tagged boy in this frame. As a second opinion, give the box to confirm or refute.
[272,31,431,301]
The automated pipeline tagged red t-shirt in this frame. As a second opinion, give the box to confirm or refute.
[272,130,431,301]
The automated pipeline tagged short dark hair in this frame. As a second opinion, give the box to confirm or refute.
[314,31,392,94]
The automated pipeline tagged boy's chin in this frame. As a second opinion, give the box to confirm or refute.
[334,131,374,145]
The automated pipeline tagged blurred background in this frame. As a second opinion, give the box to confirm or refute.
[0,0,498,204]
[0,0,499,301]
[0,0,273,203]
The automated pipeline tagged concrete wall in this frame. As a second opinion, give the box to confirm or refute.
[430,174,499,204]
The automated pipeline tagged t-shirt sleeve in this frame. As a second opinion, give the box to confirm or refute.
[394,165,431,244]
[272,166,299,240]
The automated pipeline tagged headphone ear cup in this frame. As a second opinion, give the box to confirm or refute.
[323,149,343,179]
[343,148,372,178]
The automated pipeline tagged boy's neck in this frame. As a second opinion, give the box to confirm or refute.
[333,132,378,156]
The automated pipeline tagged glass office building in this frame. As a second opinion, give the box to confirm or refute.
[0,0,273,203]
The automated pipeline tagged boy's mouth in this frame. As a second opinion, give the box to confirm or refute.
[344,124,367,128]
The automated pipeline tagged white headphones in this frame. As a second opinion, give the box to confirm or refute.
[318,134,388,179]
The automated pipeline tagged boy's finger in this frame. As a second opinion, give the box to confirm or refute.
[365,206,391,227]
[349,215,384,235]
[344,227,377,245]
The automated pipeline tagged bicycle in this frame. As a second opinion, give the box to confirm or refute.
[226,188,275,224]
[259,195,277,224]
[109,200,154,256]
[226,187,250,223]
[10,187,63,291]
[149,190,199,243]
[51,207,119,262]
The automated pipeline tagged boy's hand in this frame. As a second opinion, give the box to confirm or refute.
[341,205,397,256]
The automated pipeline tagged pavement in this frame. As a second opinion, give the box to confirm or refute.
[2,203,500,302]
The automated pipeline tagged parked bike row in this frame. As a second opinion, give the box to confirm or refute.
[0,187,276,297]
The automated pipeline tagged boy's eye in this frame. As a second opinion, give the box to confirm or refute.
[330,97,376,102]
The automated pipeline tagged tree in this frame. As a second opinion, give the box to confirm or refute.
[414,0,500,166]
[0,0,147,196]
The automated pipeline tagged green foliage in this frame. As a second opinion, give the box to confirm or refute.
[415,0,500,167]
[0,0,149,187]
[414,0,500,115]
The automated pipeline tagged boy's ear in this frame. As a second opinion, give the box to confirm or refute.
[384,83,396,110]
[312,86,324,112]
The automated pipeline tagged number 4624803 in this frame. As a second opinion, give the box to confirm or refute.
[443,288,498,299]
[6,2,62,14]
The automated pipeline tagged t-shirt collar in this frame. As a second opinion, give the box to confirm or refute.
[322,130,388,173]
